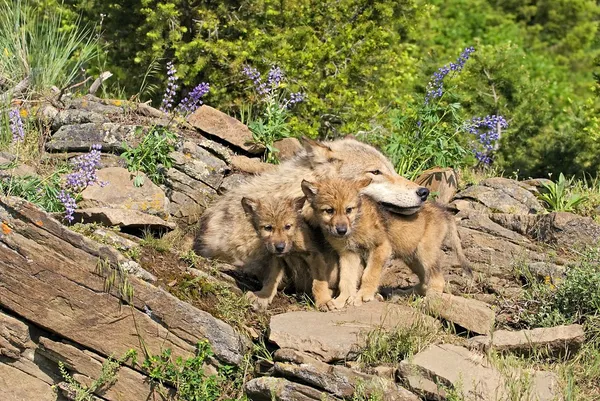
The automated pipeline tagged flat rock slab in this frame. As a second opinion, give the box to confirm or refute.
[0,363,56,401]
[424,293,496,335]
[274,349,419,401]
[51,109,110,131]
[80,167,169,217]
[230,154,276,174]
[72,207,176,231]
[455,177,544,215]
[170,141,228,190]
[469,324,585,357]
[188,105,264,154]
[269,301,439,362]
[245,376,334,401]
[46,122,143,153]
[533,212,600,248]
[399,344,560,401]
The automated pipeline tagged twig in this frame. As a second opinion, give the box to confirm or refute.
[89,71,113,95]
[0,76,30,103]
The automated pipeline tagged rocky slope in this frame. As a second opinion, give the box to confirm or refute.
[1,95,598,400]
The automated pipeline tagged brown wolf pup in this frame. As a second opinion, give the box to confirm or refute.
[196,137,429,289]
[302,178,393,309]
[241,196,334,310]
[303,176,471,308]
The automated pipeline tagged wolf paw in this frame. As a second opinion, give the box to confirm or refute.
[245,291,270,311]
[328,296,349,310]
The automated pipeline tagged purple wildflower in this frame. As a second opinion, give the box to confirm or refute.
[243,65,268,95]
[267,66,284,88]
[177,82,210,115]
[467,115,508,164]
[9,108,25,142]
[65,144,104,191]
[285,92,306,108]
[160,61,179,113]
[425,47,475,104]
[58,190,77,222]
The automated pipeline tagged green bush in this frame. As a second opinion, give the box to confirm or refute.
[537,173,589,212]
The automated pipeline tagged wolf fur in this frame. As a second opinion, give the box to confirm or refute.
[240,196,335,309]
[195,137,428,279]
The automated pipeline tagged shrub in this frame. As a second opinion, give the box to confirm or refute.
[537,173,589,213]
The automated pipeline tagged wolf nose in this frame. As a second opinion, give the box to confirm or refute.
[417,187,430,201]
[274,243,286,253]
[336,225,348,235]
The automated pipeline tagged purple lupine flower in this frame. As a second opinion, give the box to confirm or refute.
[177,82,210,114]
[160,61,179,113]
[58,190,77,222]
[9,108,25,142]
[425,47,475,104]
[468,115,508,164]
[267,66,284,88]
[243,65,268,95]
[285,92,306,108]
[65,144,104,191]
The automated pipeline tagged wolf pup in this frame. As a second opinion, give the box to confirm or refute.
[241,196,334,310]
[302,178,393,309]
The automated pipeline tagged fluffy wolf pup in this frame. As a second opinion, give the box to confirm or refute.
[302,177,392,309]
[303,176,471,307]
[195,137,429,283]
[241,196,335,310]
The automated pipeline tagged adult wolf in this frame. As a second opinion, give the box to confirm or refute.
[195,137,429,276]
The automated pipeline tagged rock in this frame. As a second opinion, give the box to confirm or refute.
[269,301,440,362]
[468,324,585,357]
[0,310,32,359]
[68,94,125,115]
[46,123,143,153]
[458,211,533,244]
[187,105,264,154]
[398,344,560,401]
[415,167,459,204]
[170,141,228,190]
[164,167,217,225]
[0,162,37,179]
[274,138,303,161]
[38,336,170,401]
[455,178,544,214]
[51,109,110,131]
[196,138,234,164]
[424,292,496,335]
[134,102,168,119]
[0,196,247,366]
[521,261,566,282]
[72,207,176,231]
[79,167,169,217]
[245,377,333,401]
[35,103,59,123]
[522,178,553,191]
[218,173,248,195]
[90,227,139,251]
[0,363,57,401]
[273,349,418,401]
[230,155,277,174]
[532,212,600,248]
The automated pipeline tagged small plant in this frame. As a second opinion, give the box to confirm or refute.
[121,126,178,186]
[241,65,305,164]
[141,340,233,401]
[383,47,509,179]
[357,319,438,366]
[58,349,137,401]
[537,173,588,212]
[0,167,66,212]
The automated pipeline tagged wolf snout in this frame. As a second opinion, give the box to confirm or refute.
[274,242,286,253]
[416,187,430,201]
[335,225,348,236]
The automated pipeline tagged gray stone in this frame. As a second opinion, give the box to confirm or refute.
[0,311,32,359]
[46,123,143,152]
[245,377,333,401]
[455,178,544,215]
[170,141,228,190]
[79,167,170,217]
[398,344,560,401]
[68,95,125,115]
[269,301,440,362]
[51,109,110,131]
[0,363,57,401]
[468,324,585,357]
[424,292,496,335]
[72,207,176,231]
[532,212,600,248]
[188,105,264,154]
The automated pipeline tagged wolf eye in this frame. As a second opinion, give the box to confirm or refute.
[323,208,334,215]
[345,207,353,214]
[284,224,292,230]
[263,225,273,232]
[369,170,382,175]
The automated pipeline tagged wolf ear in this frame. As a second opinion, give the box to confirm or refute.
[301,180,318,199]
[300,137,335,166]
[241,197,259,215]
[291,196,307,212]
[355,177,373,189]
